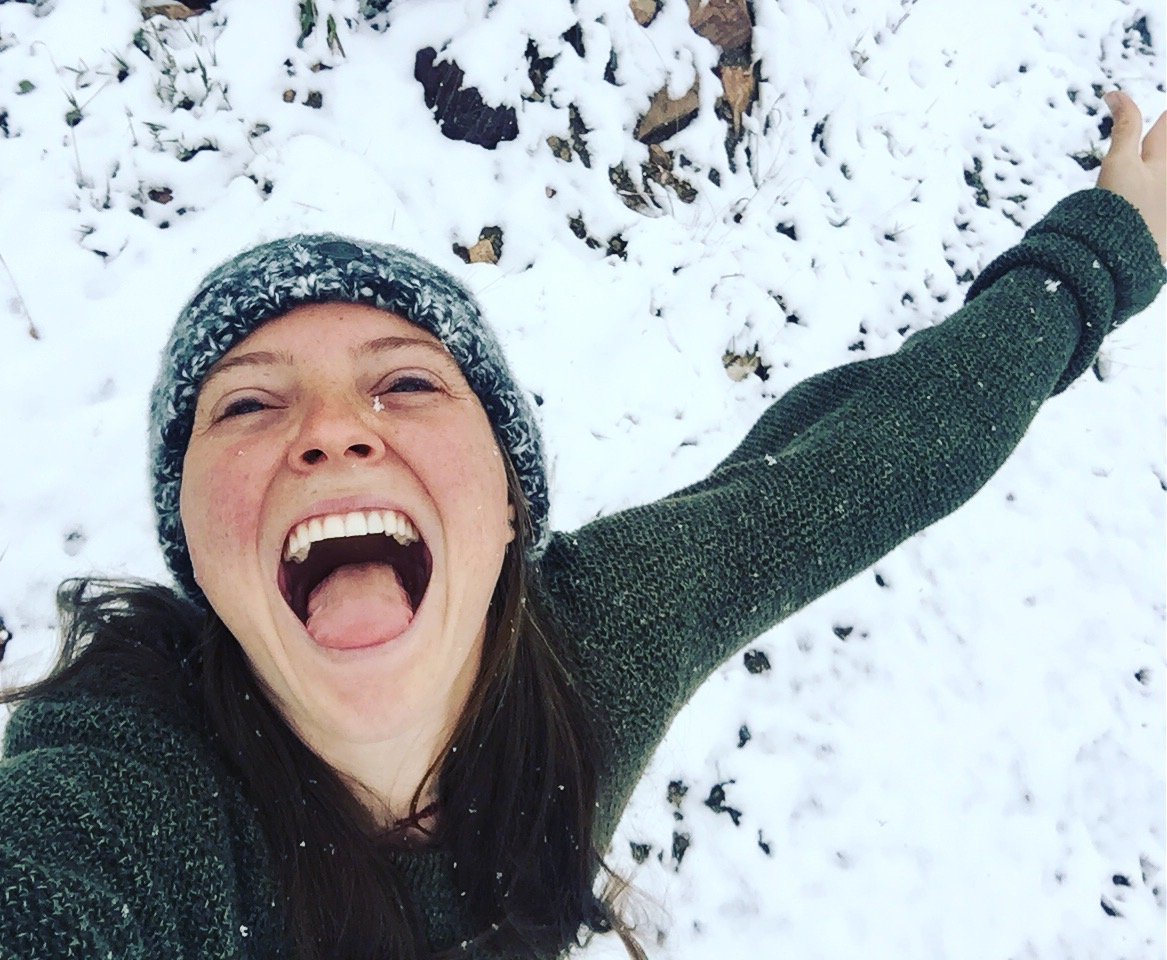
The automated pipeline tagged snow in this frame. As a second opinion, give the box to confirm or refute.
[0,0,1163,957]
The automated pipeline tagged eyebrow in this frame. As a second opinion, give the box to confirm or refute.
[358,335,458,368]
[199,336,457,392]
[200,349,295,391]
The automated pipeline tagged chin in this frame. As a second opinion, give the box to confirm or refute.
[278,614,474,750]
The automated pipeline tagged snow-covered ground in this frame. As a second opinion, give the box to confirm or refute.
[0,0,1163,957]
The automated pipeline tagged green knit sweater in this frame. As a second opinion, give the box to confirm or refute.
[1,189,1162,958]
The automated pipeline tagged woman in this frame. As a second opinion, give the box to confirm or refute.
[1,93,1163,959]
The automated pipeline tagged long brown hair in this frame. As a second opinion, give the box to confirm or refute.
[3,458,645,959]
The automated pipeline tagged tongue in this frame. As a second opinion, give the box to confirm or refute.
[305,562,414,650]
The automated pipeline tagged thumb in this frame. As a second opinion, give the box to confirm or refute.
[1104,91,1144,159]
[1142,110,1166,165]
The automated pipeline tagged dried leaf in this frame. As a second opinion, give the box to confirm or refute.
[467,236,498,265]
[635,78,700,144]
[722,351,758,381]
[720,64,754,132]
[141,3,199,20]
[630,0,660,26]
[688,0,752,50]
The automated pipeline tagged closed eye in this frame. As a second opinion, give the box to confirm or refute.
[217,396,270,420]
[384,375,439,394]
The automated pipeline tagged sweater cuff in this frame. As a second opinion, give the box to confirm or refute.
[966,188,1166,392]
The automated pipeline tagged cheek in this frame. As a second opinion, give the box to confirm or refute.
[444,444,505,489]
[181,448,270,567]
[439,442,508,527]
[413,414,509,510]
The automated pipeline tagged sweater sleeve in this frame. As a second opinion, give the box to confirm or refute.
[536,188,1166,842]
[0,695,275,959]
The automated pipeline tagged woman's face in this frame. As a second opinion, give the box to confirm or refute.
[180,302,513,766]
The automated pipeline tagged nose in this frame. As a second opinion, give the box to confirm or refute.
[289,394,386,471]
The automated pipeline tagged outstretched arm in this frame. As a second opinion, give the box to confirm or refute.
[540,95,1167,840]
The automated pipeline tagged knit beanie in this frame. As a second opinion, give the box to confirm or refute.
[149,234,548,605]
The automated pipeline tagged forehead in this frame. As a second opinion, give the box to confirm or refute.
[225,302,445,354]
[200,302,462,385]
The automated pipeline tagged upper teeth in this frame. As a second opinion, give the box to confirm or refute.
[283,509,419,564]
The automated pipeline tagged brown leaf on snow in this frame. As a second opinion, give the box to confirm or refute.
[719,64,755,132]
[688,0,753,51]
[453,227,504,265]
[141,3,203,20]
[635,78,700,144]
[722,349,760,381]
[466,236,498,264]
[630,0,661,27]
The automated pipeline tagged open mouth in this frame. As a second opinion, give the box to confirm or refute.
[277,510,433,626]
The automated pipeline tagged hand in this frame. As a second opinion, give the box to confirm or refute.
[1097,91,1166,263]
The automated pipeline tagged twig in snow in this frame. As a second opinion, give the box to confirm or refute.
[889,0,919,35]
[0,250,40,339]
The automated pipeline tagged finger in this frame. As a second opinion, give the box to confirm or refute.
[1141,110,1166,166]
[1104,90,1143,159]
